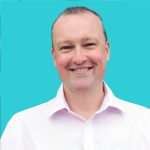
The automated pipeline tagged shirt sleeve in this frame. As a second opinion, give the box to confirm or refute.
[140,108,150,149]
[1,114,23,150]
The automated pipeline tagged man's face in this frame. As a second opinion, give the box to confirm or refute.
[52,12,110,92]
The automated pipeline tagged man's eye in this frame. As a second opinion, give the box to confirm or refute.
[60,46,74,50]
[84,43,96,47]
[60,45,74,53]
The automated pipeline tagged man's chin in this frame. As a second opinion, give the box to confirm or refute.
[70,82,93,92]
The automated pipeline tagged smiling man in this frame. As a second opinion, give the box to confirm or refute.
[52,9,110,119]
[1,6,150,150]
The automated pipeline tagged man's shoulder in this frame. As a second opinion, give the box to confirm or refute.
[105,82,149,114]
[11,98,55,122]
[116,97,150,117]
[1,99,56,141]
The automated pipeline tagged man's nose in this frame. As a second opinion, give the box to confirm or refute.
[72,48,87,65]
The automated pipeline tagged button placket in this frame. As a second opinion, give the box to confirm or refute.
[83,121,94,150]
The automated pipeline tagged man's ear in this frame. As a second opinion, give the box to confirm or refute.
[52,48,56,66]
[105,41,110,61]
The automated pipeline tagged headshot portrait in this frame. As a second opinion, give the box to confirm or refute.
[1,1,150,150]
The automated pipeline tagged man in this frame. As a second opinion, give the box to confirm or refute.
[1,6,150,150]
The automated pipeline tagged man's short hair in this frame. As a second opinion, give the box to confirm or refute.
[51,6,108,47]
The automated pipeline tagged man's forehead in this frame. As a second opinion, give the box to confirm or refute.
[53,12,102,31]
[52,11,107,46]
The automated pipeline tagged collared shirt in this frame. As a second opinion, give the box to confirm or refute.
[1,83,150,150]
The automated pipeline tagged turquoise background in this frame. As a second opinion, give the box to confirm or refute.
[1,0,150,135]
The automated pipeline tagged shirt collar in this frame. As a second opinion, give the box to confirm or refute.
[47,84,70,117]
[97,82,125,113]
[47,82,125,117]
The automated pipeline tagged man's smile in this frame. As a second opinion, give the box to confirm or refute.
[68,66,94,72]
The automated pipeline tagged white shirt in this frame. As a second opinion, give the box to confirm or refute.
[1,83,150,150]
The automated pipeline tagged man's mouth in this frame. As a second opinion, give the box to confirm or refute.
[69,67,94,72]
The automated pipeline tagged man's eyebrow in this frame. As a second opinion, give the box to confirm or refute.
[56,38,98,46]
[81,37,98,42]
[57,40,73,46]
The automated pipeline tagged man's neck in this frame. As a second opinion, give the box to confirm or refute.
[64,83,105,120]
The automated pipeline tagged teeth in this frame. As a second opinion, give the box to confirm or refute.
[74,68,88,72]
[70,67,93,72]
